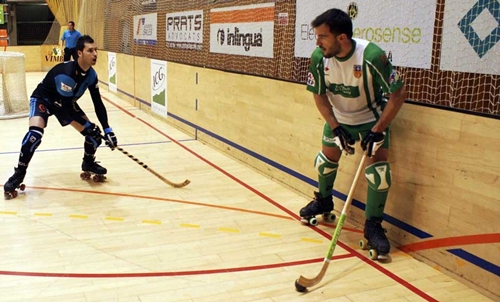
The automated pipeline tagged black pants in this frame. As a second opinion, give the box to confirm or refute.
[64,47,77,61]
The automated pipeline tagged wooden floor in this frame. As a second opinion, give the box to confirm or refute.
[0,73,493,301]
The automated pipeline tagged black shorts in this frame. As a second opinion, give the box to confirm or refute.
[29,97,86,127]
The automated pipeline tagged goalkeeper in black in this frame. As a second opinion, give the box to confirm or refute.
[4,35,118,199]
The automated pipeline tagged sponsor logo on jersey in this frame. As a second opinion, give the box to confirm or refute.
[306,72,316,87]
[353,65,362,79]
[60,82,73,92]
[323,135,336,143]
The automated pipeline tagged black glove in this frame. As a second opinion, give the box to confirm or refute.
[361,131,386,157]
[333,126,355,155]
[103,127,117,150]
[80,122,102,144]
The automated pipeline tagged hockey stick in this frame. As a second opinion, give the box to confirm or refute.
[295,153,367,292]
[111,144,190,188]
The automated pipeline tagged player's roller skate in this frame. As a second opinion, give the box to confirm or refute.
[299,192,336,226]
[359,218,390,260]
[4,167,27,199]
[80,158,107,182]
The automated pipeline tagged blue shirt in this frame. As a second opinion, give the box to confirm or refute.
[61,29,82,48]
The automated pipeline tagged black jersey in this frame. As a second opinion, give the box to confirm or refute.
[31,60,109,129]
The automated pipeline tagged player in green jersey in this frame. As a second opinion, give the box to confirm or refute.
[300,8,406,258]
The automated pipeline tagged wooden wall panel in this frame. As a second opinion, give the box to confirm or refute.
[94,50,108,86]
[116,54,134,98]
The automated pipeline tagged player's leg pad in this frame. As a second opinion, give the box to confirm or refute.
[314,151,339,178]
[314,151,339,197]
[19,126,44,167]
[365,161,391,192]
[85,134,102,150]
[21,126,43,152]
[365,162,391,219]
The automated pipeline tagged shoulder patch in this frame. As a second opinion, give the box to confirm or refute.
[306,72,315,87]
[389,70,401,84]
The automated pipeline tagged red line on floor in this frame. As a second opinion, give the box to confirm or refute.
[0,255,354,278]
[399,234,500,253]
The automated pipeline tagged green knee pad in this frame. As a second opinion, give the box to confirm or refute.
[365,161,391,219]
[314,151,339,198]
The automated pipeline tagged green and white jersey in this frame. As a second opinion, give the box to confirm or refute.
[306,38,403,125]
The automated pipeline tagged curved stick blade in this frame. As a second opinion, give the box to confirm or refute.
[296,261,330,288]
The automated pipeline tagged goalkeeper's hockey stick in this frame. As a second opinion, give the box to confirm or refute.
[295,154,367,291]
[109,142,190,188]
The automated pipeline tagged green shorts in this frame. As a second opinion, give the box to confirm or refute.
[322,121,390,149]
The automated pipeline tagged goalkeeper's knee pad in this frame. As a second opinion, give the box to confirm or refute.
[85,134,102,149]
[19,126,44,167]
[21,126,44,153]
[365,161,391,192]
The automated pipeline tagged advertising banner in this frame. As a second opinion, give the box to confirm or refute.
[108,52,117,93]
[294,0,436,68]
[151,59,167,117]
[133,13,157,45]
[166,10,203,50]
[440,0,500,75]
[210,3,275,58]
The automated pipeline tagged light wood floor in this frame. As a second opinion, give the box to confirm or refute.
[0,73,493,301]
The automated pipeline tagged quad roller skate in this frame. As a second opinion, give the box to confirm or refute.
[80,159,107,182]
[299,192,336,226]
[359,218,390,260]
[4,167,27,199]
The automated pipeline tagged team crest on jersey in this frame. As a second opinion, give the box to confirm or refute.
[60,82,73,92]
[306,72,316,87]
[353,65,362,79]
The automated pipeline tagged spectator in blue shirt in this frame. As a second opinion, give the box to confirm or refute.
[60,21,82,61]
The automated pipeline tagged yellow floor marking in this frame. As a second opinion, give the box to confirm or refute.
[142,220,162,225]
[180,223,200,228]
[105,216,125,221]
[301,238,323,244]
[0,211,330,245]
[0,211,17,215]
